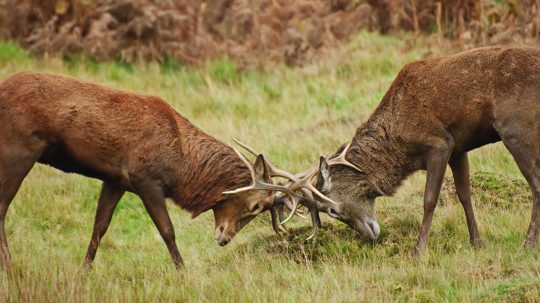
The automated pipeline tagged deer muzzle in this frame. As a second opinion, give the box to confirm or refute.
[363,217,380,240]
[215,222,232,246]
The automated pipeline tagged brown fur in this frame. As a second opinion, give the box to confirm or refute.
[0,72,250,214]
[346,45,538,195]
[0,72,262,267]
[319,45,540,250]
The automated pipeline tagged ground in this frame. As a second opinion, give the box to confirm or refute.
[0,32,539,302]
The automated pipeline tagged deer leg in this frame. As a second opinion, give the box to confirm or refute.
[414,142,453,255]
[506,151,539,248]
[449,153,483,248]
[0,140,44,267]
[0,175,27,267]
[526,185,540,248]
[138,185,183,268]
[495,123,540,247]
[83,182,125,267]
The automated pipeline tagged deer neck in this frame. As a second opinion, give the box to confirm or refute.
[169,115,251,216]
[347,119,418,197]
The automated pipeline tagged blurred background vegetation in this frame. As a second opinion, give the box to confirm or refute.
[0,0,538,66]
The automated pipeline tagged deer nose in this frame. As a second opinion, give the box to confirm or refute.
[215,223,232,246]
[215,224,225,240]
[218,238,230,246]
[326,206,340,219]
[215,223,228,241]
[365,218,380,239]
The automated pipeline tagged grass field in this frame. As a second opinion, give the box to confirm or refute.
[0,32,539,302]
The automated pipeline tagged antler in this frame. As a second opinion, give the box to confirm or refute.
[284,142,364,207]
[229,140,364,238]
[233,139,298,181]
[232,140,364,211]
[222,146,309,226]
[232,140,314,224]
[223,147,304,197]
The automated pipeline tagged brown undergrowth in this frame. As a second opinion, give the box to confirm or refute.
[0,0,538,66]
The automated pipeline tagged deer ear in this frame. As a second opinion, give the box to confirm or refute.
[317,156,332,193]
[254,154,271,182]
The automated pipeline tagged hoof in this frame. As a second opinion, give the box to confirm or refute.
[411,246,422,258]
[471,238,485,249]
[524,240,537,249]
[80,260,93,273]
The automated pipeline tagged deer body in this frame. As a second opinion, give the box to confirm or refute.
[0,72,277,267]
[314,46,540,251]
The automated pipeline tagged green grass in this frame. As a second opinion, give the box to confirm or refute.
[1,31,539,302]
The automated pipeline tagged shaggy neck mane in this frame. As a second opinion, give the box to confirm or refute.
[346,89,419,197]
[170,115,251,217]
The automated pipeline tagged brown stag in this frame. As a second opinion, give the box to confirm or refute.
[0,72,302,268]
[283,45,540,253]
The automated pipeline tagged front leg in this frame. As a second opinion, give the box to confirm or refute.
[449,153,483,248]
[84,182,125,267]
[137,183,183,268]
[414,142,453,255]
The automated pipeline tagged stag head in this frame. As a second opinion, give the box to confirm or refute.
[214,147,307,246]
[278,143,382,240]
[314,146,381,240]
[213,155,273,246]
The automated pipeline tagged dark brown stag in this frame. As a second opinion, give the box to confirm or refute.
[285,45,540,253]
[0,72,302,268]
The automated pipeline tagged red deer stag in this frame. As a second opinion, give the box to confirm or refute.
[283,46,540,253]
[0,72,302,268]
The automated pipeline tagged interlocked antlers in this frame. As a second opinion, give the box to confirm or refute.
[222,145,310,226]
[229,140,364,237]
[226,140,313,226]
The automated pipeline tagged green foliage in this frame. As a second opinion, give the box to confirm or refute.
[161,57,182,74]
[0,41,30,67]
[0,31,536,302]
[209,58,238,84]
[471,172,532,209]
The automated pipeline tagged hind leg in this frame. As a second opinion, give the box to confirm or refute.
[495,120,540,247]
[0,140,45,266]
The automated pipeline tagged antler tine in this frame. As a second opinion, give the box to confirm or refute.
[288,163,319,182]
[222,147,257,194]
[272,164,340,210]
[268,143,360,212]
[293,208,308,219]
[233,139,259,157]
[288,169,340,205]
[326,142,363,173]
[233,139,299,182]
[304,190,319,241]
